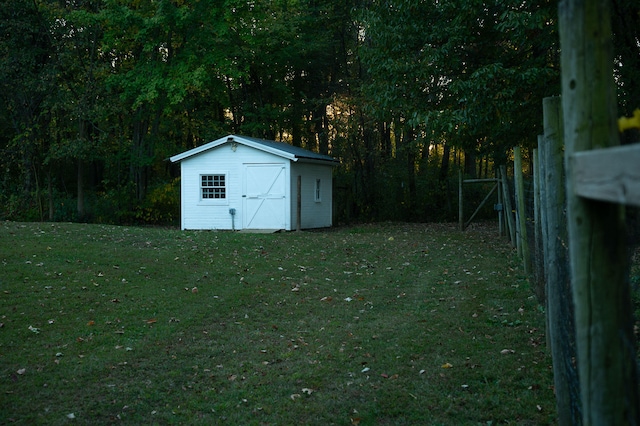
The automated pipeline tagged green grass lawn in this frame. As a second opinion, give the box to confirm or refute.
[0,221,555,425]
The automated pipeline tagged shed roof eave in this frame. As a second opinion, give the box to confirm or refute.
[169,134,339,165]
[232,136,296,161]
[169,139,223,163]
[293,156,340,166]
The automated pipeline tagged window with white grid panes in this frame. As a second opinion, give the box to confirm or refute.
[201,174,226,199]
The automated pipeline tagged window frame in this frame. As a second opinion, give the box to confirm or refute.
[314,178,322,202]
[199,173,229,204]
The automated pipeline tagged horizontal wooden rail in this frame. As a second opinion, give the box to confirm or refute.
[570,143,640,207]
[463,178,499,183]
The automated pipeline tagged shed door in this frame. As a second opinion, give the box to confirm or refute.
[243,164,286,229]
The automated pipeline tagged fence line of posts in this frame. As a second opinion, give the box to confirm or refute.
[459,3,640,423]
[463,2,640,424]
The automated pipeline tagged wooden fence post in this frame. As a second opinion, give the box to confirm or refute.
[559,1,639,424]
[296,175,302,231]
[499,165,516,247]
[532,143,544,301]
[537,136,551,352]
[513,146,530,274]
[497,176,504,236]
[542,96,581,426]
[532,145,540,268]
[458,169,463,231]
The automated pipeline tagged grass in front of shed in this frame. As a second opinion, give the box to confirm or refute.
[0,221,555,425]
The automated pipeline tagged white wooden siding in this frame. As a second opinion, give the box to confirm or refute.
[180,144,290,230]
[176,139,334,231]
[290,163,333,229]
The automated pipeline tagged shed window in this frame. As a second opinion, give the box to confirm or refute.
[314,179,321,202]
[201,174,226,199]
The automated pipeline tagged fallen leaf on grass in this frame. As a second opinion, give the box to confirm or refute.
[500,349,515,355]
[441,362,453,369]
[145,318,157,324]
[320,296,333,302]
[17,368,26,375]
[28,325,40,334]
[87,320,95,326]
[290,393,301,400]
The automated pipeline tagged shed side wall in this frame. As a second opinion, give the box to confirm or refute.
[290,162,333,229]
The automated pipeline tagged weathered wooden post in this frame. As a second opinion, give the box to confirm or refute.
[458,169,463,231]
[537,137,548,286]
[559,1,640,424]
[497,176,504,236]
[513,146,530,274]
[296,175,302,231]
[499,165,516,247]
[532,146,540,273]
[532,142,547,303]
[537,136,551,351]
[542,96,581,425]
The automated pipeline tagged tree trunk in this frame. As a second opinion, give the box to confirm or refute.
[439,143,451,182]
[464,150,476,179]
[131,107,150,201]
[77,158,85,220]
[48,170,54,221]
[404,129,417,215]
[380,122,391,159]
[316,104,329,155]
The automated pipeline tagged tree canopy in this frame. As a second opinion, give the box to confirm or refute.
[1,0,637,224]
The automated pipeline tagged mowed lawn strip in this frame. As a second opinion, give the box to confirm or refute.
[0,222,555,425]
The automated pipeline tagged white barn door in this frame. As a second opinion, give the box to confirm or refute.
[243,164,287,229]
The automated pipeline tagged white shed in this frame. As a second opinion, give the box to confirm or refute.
[169,134,339,231]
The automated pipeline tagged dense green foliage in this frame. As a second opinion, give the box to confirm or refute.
[0,0,637,224]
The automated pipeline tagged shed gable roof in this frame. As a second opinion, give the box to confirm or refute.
[169,134,338,165]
